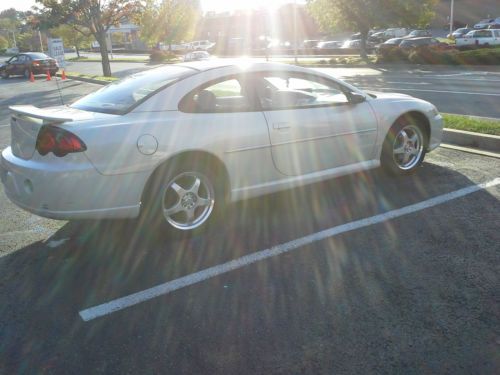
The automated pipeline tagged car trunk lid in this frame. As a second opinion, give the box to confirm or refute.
[9,105,104,160]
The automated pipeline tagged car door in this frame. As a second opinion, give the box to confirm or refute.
[15,55,27,74]
[253,72,378,176]
[177,76,272,191]
[5,56,19,75]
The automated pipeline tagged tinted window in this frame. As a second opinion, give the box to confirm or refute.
[256,73,349,110]
[71,65,195,114]
[180,78,252,113]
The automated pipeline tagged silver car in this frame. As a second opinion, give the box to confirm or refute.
[1,61,443,234]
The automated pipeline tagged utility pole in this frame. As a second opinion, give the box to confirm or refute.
[449,0,455,36]
[38,30,44,52]
[293,0,298,64]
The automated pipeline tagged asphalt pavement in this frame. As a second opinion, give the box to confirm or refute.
[1,73,499,374]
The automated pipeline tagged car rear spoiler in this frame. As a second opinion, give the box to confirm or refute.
[9,105,73,123]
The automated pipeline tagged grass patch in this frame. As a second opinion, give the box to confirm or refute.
[61,72,118,82]
[443,113,500,135]
[67,57,148,62]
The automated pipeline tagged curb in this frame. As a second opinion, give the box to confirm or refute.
[442,129,500,154]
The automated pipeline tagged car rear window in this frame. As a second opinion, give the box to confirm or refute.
[27,53,50,60]
[71,65,195,114]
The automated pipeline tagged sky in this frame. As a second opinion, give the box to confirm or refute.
[1,0,296,13]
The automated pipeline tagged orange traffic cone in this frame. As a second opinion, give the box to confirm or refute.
[29,71,35,82]
[61,70,66,80]
[46,70,51,81]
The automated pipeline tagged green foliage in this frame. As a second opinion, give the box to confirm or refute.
[149,50,178,62]
[307,0,437,33]
[139,0,200,47]
[50,24,92,50]
[37,0,143,76]
[0,35,8,49]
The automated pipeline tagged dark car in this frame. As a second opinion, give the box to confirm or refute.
[406,30,432,38]
[399,37,452,52]
[376,37,405,55]
[0,52,59,79]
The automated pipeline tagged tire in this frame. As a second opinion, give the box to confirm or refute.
[0,71,8,79]
[141,159,224,237]
[23,69,31,79]
[381,119,426,176]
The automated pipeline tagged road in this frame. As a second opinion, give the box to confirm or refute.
[63,59,500,119]
[1,75,500,374]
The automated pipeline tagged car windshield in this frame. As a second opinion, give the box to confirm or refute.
[71,65,195,114]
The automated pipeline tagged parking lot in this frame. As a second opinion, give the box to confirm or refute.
[0,75,499,374]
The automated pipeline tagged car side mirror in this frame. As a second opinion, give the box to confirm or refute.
[349,92,366,104]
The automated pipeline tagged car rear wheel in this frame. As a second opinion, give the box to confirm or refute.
[141,160,223,236]
[23,69,31,79]
[381,120,426,175]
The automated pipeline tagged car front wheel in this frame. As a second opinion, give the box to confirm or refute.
[381,121,426,175]
[0,70,8,79]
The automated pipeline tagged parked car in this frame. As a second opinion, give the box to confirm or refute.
[368,32,388,43]
[455,29,500,47]
[183,51,210,62]
[474,18,500,29]
[5,47,20,54]
[399,37,452,52]
[376,38,405,55]
[384,28,408,39]
[447,28,472,39]
[0,52,59,79]
[341,39,376,49]
[316,41,343,49]
[0,61,443,235]
[186,40,215,51]
[301,40,320,48]
[406,30,432,38]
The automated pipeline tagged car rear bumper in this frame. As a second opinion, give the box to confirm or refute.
[1,147,143,220]
[32,66,59,74]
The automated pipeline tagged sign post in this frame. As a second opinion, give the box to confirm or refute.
[47,38,66,68]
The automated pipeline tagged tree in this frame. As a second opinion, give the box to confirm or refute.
[0,35,8,49]
[307,0,437,58]
[36,0,142,76]
[51,24,92,57]
[139,0,200,49]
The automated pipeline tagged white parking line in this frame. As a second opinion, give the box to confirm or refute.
[0,124,10,128]
[79,178,500,322]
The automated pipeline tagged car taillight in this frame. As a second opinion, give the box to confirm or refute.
[36,126,87,157]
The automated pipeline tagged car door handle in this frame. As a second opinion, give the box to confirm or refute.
[273,122,291,130]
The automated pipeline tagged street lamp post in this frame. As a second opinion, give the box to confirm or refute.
[293,0,298,64]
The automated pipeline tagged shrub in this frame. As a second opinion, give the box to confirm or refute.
[376,47,408,63]
[149,50,177,62]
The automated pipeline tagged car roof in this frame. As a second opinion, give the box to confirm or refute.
[176,59,313,74]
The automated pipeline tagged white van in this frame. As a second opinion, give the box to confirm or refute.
[456,29,500,46]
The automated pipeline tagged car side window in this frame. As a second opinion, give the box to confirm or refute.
[180,78,252,113]
[18,55,26,63]
[256,73,349,110]
[9,56,18,63]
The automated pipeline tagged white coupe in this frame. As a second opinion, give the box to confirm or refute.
[1,61,443,234]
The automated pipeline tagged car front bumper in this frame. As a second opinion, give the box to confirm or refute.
[428,113,444,151]
[1,147,144,220]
